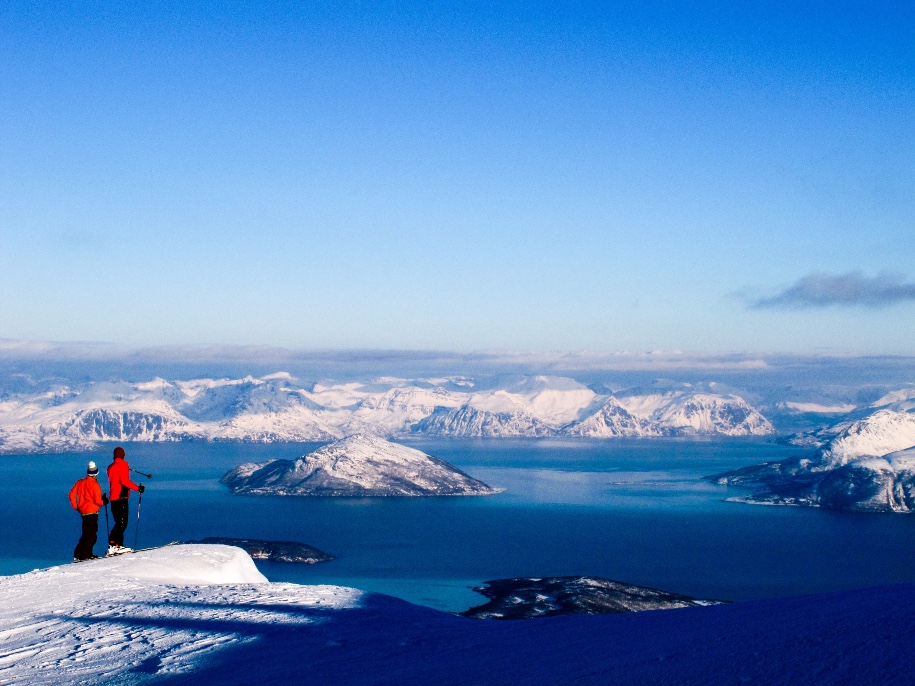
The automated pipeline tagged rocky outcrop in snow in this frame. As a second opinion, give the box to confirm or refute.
[712,410,915,512]
[221,434,500,496]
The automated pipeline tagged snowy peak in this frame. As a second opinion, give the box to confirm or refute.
[464,376,597,426]
[818,410,915,468]
[413,405,557,437]
[565,397,664,437]
[569,392,773,438]
[653,393,774,436]
[221,435,500,496]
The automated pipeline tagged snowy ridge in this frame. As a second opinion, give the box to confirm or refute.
[649,393,774,436]
[413,405,558,437]
[714,409,915,512]
[0,374,774,453]
[817,410,915,468]
[0,545,362,684]
[870,385,915,412]
[221,434,500,496]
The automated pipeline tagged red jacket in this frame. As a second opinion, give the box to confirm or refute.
[69,476,104,515]
[107,457,140,500]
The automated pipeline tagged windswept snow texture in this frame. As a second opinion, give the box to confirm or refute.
[714,410,915,512]
[221,434,500,496]
[0,374,774,453]
[5,546,914,685]
[0,545,362,685]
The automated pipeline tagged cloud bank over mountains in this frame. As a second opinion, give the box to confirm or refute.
[0,338,771,371]
[751,272,915,310]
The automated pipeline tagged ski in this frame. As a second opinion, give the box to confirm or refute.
[104,542,181,558]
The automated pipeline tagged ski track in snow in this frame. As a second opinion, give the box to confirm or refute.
[0,545,361,685]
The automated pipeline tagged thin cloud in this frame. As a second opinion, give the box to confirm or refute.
[0,338,769,372]
[751,272,915,309]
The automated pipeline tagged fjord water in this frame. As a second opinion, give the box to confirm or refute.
[5,438,915,612]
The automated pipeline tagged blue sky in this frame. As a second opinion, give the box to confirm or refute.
[1,1,913,353]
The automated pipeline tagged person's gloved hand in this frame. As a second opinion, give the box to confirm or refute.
[102,495,109,506]
[138,484,146,493]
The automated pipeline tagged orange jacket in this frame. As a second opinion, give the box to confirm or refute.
[69,476,105,515]
[107,458,139,500]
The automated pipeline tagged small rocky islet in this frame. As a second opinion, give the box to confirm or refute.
[461,576,724,620]
[188,537,333,564]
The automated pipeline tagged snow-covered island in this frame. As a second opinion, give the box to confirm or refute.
[3,544,914,684]
[0,373,774,453]
[221,434,501,496]
[712,409,915,512]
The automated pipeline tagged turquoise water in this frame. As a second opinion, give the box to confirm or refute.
[6,438,915,612]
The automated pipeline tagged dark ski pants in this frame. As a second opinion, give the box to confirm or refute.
[74,513,98,560]
[109,498,130,547]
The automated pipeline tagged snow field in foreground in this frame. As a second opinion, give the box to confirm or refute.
[0,545,362,685]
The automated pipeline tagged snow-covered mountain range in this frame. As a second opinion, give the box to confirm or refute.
[0,373,774,453]
[713,409,915,512]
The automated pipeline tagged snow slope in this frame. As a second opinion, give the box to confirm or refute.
[2,544,914,685]
[817,409,915,468]
[0,545,361,685]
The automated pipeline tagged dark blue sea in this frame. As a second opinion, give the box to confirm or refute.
[5,438,915,612]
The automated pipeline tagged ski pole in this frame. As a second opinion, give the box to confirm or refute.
[134,490,143,549]
[104,502,110,542]
[131,468,153,479]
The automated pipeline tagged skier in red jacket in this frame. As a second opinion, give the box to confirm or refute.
[106,446,144,554]
[68,461,108,560]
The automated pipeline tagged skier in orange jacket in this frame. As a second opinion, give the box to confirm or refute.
[68,461,108,560]
[107,446,144,554]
